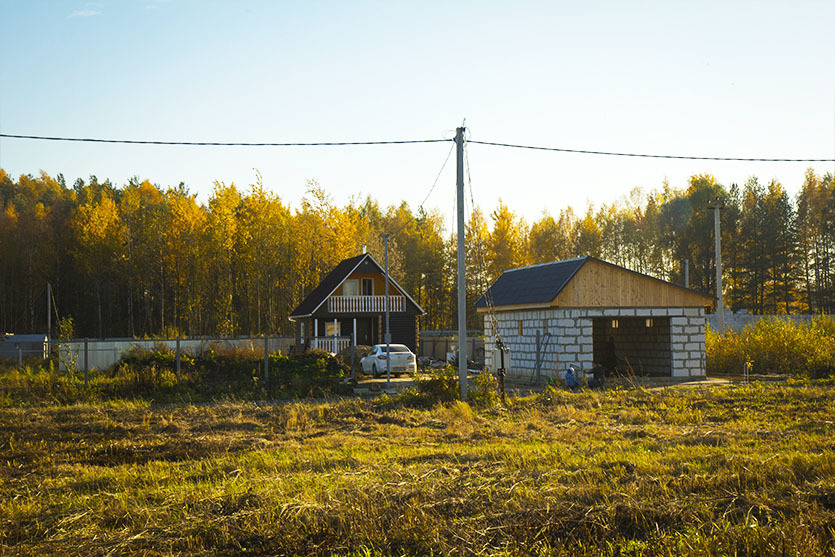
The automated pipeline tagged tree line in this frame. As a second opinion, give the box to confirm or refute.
[1,168,833,339]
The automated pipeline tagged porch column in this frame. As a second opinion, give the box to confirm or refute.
[314,319,318,349]
[333,318,338,353]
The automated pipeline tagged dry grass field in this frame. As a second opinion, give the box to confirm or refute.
[2,382,835,555]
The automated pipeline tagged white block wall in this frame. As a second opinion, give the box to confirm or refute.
[483,307,705,380]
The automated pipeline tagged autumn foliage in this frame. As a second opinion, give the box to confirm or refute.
[1,168,834,339]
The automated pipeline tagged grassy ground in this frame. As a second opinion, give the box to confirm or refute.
[2,383,835,556]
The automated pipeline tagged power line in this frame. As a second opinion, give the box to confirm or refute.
[3,131,834,162]
[387,140,456,237]
[468,139,835,163]
[0,133,449,147]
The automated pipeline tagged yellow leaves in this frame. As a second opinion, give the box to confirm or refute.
[3,202,17,223]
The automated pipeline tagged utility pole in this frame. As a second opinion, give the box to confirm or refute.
[455,126,467,401]
[682,259,689,289]
[708,199,725,332]
[382,233,392,389]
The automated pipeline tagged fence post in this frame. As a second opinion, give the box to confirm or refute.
[263,333,269,383]
[176,337,181,375]
[83,338,89,387]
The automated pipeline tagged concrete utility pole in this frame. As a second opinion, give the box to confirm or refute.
[708,199,725,332]
[382,233,392,388]
[455,126,468,401]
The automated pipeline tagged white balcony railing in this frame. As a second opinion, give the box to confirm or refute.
[327,295,404,313]
[311,336,352,354]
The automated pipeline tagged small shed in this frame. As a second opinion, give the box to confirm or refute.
[475,257,714,380]
[0,333,49,360]
[289,253,425,353]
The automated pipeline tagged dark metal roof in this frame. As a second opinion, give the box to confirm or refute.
[1,334,48,343]
[289,253,425,318]
[474,257,588,308]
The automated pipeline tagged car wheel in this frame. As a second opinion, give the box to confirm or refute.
[394,373,401,378]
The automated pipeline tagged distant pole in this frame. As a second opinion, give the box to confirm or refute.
[455,126,468,401]
[351,323,356,383]
[383,233,391,388]
[708,199,725,332]
[683,259,689,290]
[46,282,52,352]
[83,338,89,387]
[176,337,181,375]
[263,333,269,383]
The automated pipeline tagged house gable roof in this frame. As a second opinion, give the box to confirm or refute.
[475,256,714,310]
[289,253,425,319]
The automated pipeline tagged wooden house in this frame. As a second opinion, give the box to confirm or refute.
[289,253,425,353]
[475,257,714,380]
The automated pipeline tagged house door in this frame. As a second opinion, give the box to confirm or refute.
[356,318,375,346]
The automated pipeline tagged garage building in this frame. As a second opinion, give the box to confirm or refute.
[475,257,714,381]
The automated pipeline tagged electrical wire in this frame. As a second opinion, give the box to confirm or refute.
[464,141,503,348]
[384,139,456,238]
[0,133,449,147]
[3,132,833,161]
[467,139,835,162]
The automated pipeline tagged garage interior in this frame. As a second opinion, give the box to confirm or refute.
[593,316,671,376]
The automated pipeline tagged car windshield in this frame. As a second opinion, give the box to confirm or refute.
[380,345,410,353]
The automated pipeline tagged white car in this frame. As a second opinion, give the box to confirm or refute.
[360,344,417,378]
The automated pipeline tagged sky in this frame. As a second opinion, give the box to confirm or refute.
[1,0,834,226]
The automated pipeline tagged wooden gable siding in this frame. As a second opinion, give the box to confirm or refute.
[335,272,397,297]
[553,259,712,308]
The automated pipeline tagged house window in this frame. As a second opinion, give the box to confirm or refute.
[343,280,358,296]
[300,322,305,341]
[362,278,374,296]
[611,319,619,329]
[325,322,341,336]
[645,318,653,328]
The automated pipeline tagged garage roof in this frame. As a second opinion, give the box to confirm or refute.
[475,256,714,310]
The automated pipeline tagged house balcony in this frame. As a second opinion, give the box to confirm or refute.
[327,295,404,313]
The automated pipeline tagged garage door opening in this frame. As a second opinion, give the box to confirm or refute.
[593,316,671,376]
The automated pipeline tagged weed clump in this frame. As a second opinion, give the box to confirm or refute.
[707,315,835,377]
[394,370,499,408]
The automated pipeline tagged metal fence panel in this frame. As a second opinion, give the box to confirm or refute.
[55,336,298,372]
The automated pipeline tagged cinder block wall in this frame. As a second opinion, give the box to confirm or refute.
[484,307,705,380]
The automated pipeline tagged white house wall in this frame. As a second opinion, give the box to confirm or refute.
[483,307,705,380]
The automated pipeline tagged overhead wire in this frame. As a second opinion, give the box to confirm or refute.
[467,139,835,163]
[464,138,503,348]
[385,139,456,238]
[2,132,834,161]
[0,133,448,147]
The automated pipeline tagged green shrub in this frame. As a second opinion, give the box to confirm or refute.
[1,347,352,405]
[468,371,499,407]
[706,315,835,377]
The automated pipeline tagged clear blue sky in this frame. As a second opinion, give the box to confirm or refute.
[1,0,834,225]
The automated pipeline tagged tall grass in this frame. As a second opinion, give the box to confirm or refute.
[2,384,835,555]
[706,315,835,377]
